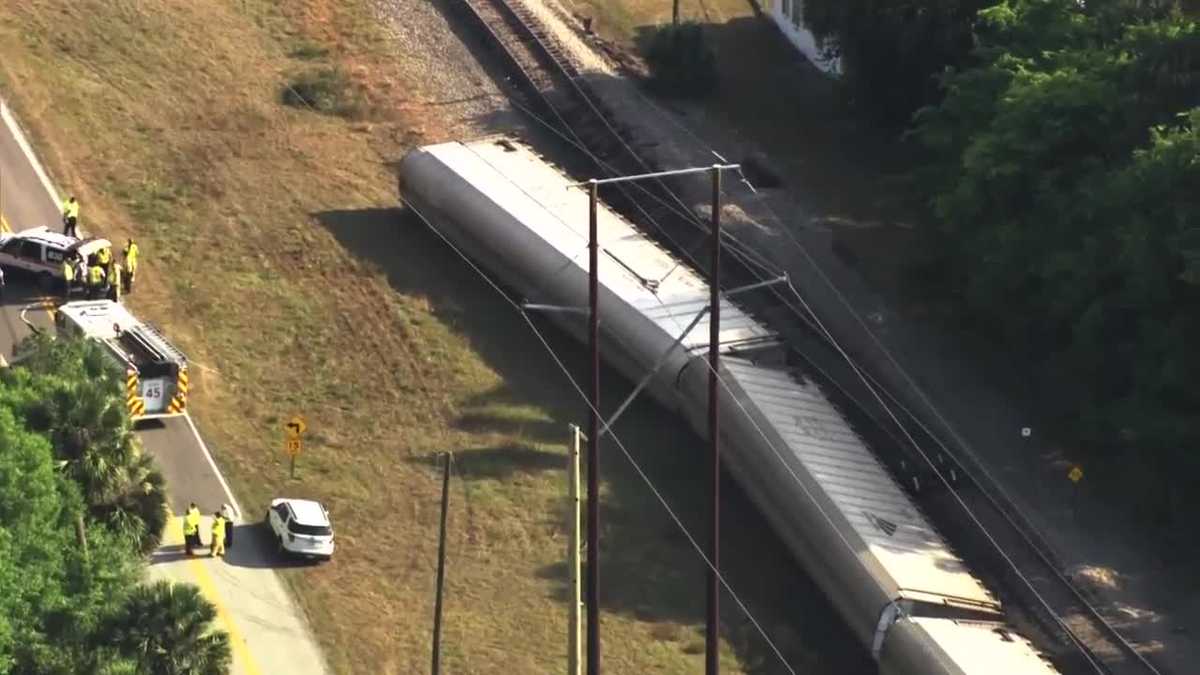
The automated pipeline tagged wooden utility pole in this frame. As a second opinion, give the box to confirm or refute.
[568,165,740,675]
[568,425,584,675]
[586,179,602,675]
[705,166,722,675]
[431,452,452,675]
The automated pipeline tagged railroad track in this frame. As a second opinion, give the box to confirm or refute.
[835,349,1166,675]
[448,0,1165,673]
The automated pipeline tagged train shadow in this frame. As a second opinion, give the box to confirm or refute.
[317,205,871,673]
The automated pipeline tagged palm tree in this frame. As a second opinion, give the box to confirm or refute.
[103,581,231,675]
[13,334,168,551]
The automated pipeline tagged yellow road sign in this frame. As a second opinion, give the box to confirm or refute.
[285,415,307,439]
[1068,466,1083,483]
[285,438,302,457]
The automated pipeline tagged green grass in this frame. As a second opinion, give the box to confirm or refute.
[0,1,867,673]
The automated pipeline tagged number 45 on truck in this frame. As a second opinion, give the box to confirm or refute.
[54,300,189,419]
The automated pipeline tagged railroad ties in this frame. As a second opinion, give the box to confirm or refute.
[450,0,1164,673]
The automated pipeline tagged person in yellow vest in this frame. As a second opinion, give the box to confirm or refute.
[96,245,111,267]
[210,512,226,558]
[62,196,80,237]
[106,262,123,303]
[62,257,75,299]
[87,263,106,300]
[122,239,139,294]
[184,503,202,555]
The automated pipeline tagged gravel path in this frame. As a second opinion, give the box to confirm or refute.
[370,0,518,139]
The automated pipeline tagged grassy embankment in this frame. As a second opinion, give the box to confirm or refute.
[0,1,864,673]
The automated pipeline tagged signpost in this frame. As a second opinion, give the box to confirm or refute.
[1068,465,1083,522]
[285,416,306,479]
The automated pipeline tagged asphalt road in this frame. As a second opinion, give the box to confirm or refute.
[0,98,330,675]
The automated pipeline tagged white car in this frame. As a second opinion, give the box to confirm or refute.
[0,226,111,285]
[266,498,335,560]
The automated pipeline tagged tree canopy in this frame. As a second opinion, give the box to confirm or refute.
[907,0,1199,522]
[2,333,168,553]
[0,336,229,673]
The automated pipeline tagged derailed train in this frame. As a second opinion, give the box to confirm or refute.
[399,137,1061,675]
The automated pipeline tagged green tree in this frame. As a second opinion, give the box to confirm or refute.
[802,0,993,125]
[912,0,1200,521]
[101,580,231,675]
[2,334,168,552]
[0,406,144,674]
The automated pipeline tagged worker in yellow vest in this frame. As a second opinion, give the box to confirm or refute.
[210,512,226,558]
[184,503,202,555]
[122,239,139,293]
[62,196,80,237]
[86,263,106,300]
[96,245,111,267]
[62,258,75,299]
[107,262,123,303]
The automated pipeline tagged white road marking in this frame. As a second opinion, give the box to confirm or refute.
[0,98,62,206]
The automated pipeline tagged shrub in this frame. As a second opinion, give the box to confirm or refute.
[641,22,718,99]
[281,67,361,117]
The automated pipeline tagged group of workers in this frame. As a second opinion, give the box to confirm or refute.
[61,238,139,301]
[183,502,235,558]
[60,197,140,301]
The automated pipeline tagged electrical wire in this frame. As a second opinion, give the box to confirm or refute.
[404,199,800,675]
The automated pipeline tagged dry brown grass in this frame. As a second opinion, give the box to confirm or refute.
[0,1,869,672]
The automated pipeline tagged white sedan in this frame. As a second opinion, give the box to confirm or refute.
[266,498,335,560]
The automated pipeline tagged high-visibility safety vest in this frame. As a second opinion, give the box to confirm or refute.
[124,242,139,273]
[62,199,79,219]
[96,248,111,266]
[184,512,200,536]
[63,262,74,282]
[109,264,122,301]
[87,265,104,286]
[212,517,225,540]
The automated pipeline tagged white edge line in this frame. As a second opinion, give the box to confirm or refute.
[0,98,63,206]
[183,411,244,522]
[0,96,244,527]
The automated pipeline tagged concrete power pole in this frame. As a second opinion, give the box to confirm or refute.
[568,425,584,675]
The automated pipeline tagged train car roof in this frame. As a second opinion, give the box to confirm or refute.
[415,138,775,353]
[721,355,999,611]
[901,618,1061,674]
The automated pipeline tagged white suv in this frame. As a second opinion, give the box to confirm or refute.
[0,227,111,285]
[266,498,335,560]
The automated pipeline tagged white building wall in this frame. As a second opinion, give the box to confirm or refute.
[760,0,840,75]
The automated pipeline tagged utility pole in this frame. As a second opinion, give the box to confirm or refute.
[568,165,740,675]
[586,179,602,675]
[431,452,452,675]
[672,0,680,26]
[568,425,584,675]
[705,166,722,675]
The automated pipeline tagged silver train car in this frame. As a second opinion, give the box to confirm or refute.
[399,137,1060,675]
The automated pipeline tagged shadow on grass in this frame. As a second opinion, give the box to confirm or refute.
[413,444,565,480]
[317,203,869,671]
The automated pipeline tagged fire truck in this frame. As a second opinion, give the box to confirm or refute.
[54,300,189,419]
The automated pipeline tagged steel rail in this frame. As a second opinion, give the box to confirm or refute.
[446,0,1162,673]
